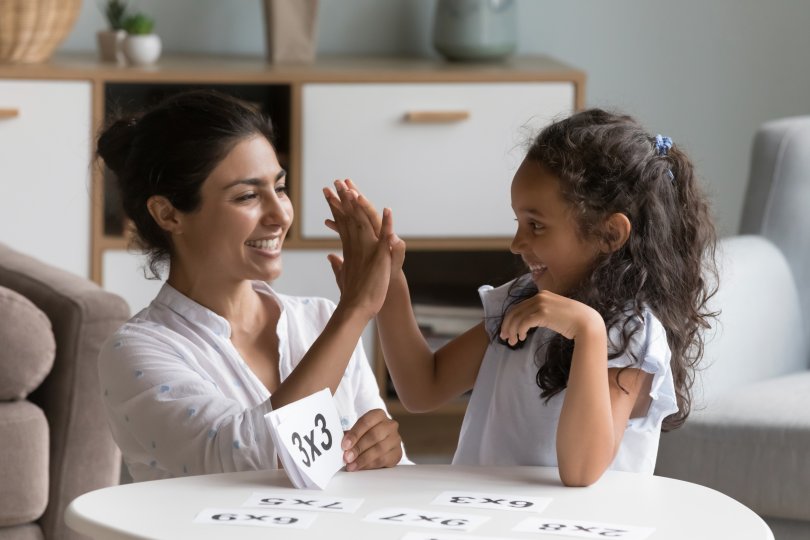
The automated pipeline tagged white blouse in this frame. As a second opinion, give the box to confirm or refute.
[453,277,678,475]
[99,281,395,482]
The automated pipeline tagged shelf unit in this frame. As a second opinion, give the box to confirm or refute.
[0,53,585,458]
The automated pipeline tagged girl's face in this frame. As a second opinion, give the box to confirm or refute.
[510,159,602,295]
[173,135,293,283]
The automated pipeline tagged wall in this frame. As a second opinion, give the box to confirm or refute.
[62,0,810,236]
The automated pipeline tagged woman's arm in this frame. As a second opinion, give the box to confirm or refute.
[270,191,398,409]
[99,332,278,478]
[500,291,651,486]
[324,181,488,412]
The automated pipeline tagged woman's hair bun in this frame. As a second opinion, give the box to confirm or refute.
[96,116,139,175]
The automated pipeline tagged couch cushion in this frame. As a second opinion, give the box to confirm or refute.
[0,287,55,401]
[0,401,48,527]
[0,524,44,540]
[656,371,810,520]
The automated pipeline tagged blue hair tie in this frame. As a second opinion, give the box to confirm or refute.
[654,134,673,156]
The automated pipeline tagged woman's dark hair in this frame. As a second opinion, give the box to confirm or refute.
[500,108,718,431]
[96,90,275,278]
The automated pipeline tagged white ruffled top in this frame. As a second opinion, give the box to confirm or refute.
[453,277,678,475]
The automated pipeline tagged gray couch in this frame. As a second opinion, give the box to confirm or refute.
[655,116,810,539]
[0,243,130,540]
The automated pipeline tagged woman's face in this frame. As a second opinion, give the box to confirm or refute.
[173,135,293,283]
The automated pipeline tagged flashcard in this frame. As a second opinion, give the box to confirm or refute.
[401,533,515,540]
[266,388,345,489]
[194,507,315,529]
[513,517,655,539]
[364,507,490,532]
[432,491,552,513]
[243,491,364,513]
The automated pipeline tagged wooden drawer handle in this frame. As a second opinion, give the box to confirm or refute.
[0,108,20,119]
[403,110,470,123]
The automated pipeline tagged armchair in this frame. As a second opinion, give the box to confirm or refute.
[655,116,810,539]
[0,243,130,540]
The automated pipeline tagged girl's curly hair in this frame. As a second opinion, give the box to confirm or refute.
[502,108,718,431]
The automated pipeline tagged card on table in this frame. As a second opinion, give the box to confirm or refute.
[265,387,345,489]
[513,517,655,539]
[432,491,552,513]
[194,507,316,529]
[243,491,364,513]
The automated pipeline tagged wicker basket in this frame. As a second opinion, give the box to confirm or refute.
[0,0,83,64]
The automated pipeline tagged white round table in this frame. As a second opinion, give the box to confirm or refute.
[65,465,773,540]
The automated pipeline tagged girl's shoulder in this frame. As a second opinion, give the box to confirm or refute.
[478,274,535,334]
[607,307,670,372]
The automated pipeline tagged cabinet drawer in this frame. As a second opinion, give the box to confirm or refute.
[0,80,91,276]
[300,82,575,239]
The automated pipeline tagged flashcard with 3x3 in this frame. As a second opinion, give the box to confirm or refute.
[266,388,345,489]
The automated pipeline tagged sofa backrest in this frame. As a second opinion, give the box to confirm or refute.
[0,243,130,540]
[740,115,810,353]
[697,235,808,405]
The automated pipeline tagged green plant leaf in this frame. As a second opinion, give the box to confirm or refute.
[123,13,155,35]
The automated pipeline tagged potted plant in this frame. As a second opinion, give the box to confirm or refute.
[122,12,161,66]
[97,0,129,63]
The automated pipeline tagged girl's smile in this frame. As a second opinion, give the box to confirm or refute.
[510,159,601,296]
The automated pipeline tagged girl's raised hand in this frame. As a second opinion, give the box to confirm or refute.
[499,290,605,346]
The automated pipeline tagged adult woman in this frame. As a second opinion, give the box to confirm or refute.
[96,90,404,482]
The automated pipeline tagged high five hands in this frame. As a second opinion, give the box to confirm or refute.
[322,179,404,319]
[323,179,405,471]
[323,179,406,294]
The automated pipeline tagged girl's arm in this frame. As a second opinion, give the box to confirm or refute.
[324,181,488,413]
[500,291,651,487]
[376,268,489,412]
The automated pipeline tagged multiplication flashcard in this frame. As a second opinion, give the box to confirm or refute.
[266,388,345,489]
[513,517,655,539]
[243,491,364,513]
[194,507,315,529]
[364,507,489,532]
[432,491,552,513]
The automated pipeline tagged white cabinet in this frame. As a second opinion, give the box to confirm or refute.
[300,82,575,239]
[0,80,91,277]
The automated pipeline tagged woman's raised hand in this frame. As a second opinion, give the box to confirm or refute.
[323,179,404,318]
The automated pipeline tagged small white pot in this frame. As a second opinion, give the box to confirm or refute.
[123,34,162,66]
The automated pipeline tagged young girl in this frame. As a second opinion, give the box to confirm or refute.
[325,108,718,486]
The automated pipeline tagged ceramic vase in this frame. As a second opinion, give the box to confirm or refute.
[122,34,162,66]
[433,0,517,62]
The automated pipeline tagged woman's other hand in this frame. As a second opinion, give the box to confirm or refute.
[341,408,403,471]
